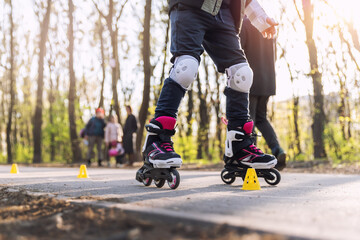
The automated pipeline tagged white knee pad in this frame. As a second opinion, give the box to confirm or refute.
[225,63,253,93]
[170,55,199,89]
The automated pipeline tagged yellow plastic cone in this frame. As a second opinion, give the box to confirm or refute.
[242,168,261,190]
[10,164,19,174]
[77,165,89,178]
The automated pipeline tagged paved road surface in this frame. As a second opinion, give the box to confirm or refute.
[1,166,359,239]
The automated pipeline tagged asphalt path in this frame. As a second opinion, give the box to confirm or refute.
[1,165,359,240]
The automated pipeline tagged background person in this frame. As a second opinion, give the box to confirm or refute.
[105,115,124,167]
[240,17,286,170]
[84,108,106,167]
[123,105,138,166]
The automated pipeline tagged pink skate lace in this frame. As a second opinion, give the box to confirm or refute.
[249,144,263,154]
[160,142,174,152]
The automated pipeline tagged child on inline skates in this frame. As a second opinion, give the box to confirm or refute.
[136,0,279,189]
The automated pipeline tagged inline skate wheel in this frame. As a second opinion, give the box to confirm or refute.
[221,169,236,184]
[264,168,281,185]
[154,179,165,188]
[167,168,180,189]
[142,177,152,186]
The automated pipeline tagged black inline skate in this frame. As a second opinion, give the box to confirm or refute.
[136,116,182,189]
[220,121,281,186]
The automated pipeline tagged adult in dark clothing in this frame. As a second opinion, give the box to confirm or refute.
[123,105,138,166]
[84,108,106,167]
[240,17,286,170]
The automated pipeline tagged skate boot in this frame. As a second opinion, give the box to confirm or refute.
[221,121,281,186]
[136,116,182,189]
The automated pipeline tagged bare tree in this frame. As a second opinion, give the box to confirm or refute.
[212,71,223,158]
[186,89,194,137]
[93,0,129,123]
[154,16,170,104]
[48,56,56,161]
[135,0,153,156]
[295,0,326,158]
[96,16,106,109]
[33,0,52,163]
[6,0,16,163]
[68,0,82,163]
[196,57,211,160]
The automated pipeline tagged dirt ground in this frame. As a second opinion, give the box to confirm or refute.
[0,188,287,240]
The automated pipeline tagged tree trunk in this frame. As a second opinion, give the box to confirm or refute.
[98,17,106,109]
[33,0,51,163]
[338,74,346,140]
[214,71,223,159]
[293,96,302,154]
[110,29,121,122]
[48,69,55,162]
[196,71,210,160]
[345,92,352,139]
[68,0,82,163]
[186,89,193,137]
[136,0,152,156]
[301,0,326,158]
[0,91,4,155]
[154,18,170,104]
[6,0,15,164]
[106,0,121,122]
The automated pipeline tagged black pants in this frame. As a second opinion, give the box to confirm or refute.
[155,5,249,128]
[249,95,280,152]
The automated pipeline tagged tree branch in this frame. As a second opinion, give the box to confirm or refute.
[92,0,107,19]
[293,0,304,24]
[131,2,144,28]
[338,27,360,72]
[116,0,129,23]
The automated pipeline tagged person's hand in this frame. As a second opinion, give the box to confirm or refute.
[262,18,278,39]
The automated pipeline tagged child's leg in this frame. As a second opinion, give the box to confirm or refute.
[154,4,207,119]
[202,8,277,168]
[141,5,208,168]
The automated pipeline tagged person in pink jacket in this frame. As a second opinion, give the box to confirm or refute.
[105,115,124,167]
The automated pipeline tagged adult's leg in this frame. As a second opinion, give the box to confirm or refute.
[86,136,95,161]
[96,136,103,166]
[249,95,258,123]
[254,96,280,151]
[249,95,259,144]
[116,154,124,165]
[255,96,286,170]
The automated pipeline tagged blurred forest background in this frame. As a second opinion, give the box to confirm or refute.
[0,0,359,165]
